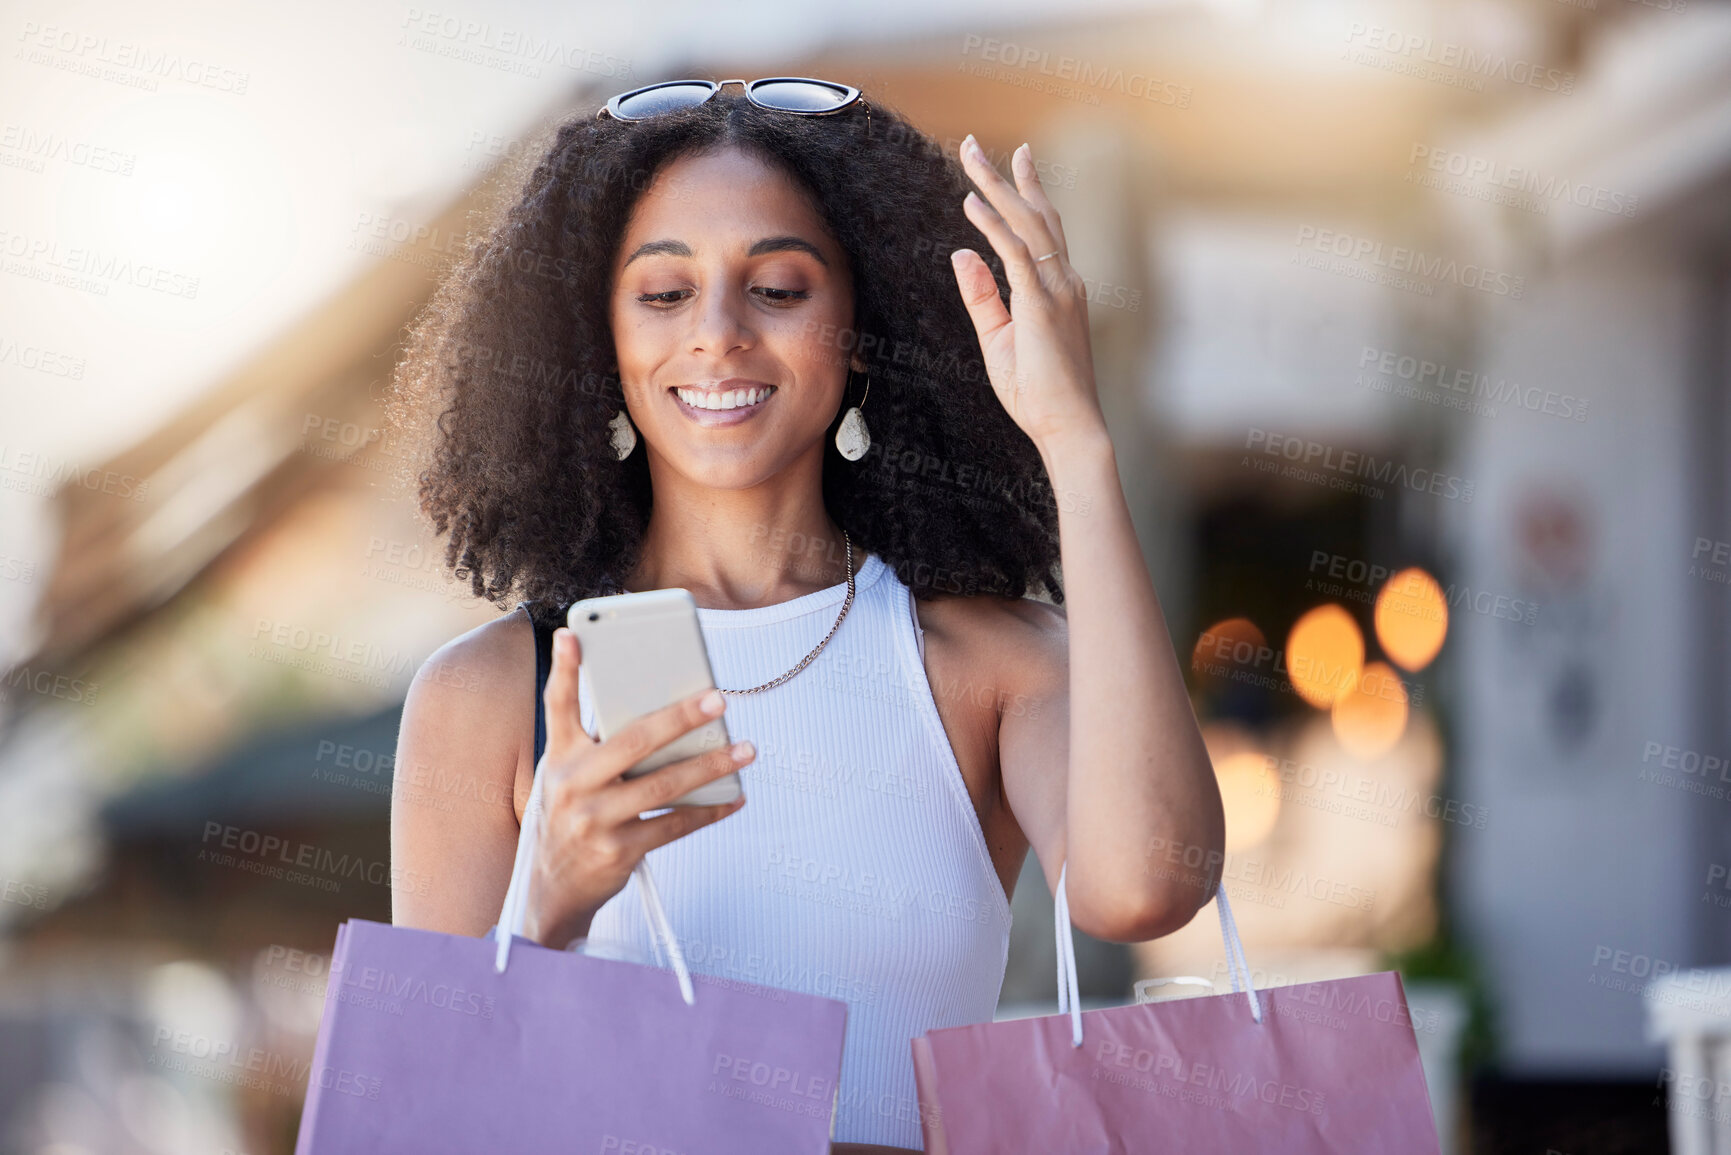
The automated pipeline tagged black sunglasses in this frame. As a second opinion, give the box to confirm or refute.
[598,77,868,135]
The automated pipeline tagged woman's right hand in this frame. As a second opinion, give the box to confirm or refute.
[523,626,752,950]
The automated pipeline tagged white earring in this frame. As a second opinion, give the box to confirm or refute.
[608,410,637,460]
[835,372,871,461]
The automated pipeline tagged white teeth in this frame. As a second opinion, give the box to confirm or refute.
[676,386,772,411]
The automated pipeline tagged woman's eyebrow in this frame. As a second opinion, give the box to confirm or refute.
[747,235,829,266]
[621,235,829,269]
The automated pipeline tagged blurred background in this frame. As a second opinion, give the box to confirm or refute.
[2,0,1728,1151]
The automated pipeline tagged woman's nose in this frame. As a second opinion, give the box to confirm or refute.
[687,286,754,356]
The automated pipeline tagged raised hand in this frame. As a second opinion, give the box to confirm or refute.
[949,135,1107,453]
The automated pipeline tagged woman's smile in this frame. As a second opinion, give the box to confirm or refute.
[668,380,778,426]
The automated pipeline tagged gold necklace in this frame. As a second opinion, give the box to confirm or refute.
[721,529,855,695]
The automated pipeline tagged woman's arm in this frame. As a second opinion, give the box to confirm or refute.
[1006,432,1225,941]
[390,613,532,935]
[949,135,1225,942]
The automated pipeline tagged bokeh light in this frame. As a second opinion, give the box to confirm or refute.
[1286,604,1364,708]
[1331,661,1411,760]
[1215,750,1282,851]
[1375,568,1449,672]
[1191,617,1266,677]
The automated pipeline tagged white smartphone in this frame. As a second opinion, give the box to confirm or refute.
[567,588,743,808]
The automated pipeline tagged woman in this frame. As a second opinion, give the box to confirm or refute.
[388,78,1224,1153]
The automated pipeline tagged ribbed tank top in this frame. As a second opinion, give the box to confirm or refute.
[513,551,1013,1149]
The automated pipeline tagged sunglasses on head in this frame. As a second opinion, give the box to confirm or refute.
[597,77,869,134]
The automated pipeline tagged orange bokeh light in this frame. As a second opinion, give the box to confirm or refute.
[1331,661,1411,759]
[1215,750,1281,851]
[1286,604,1363,708]
[1375,567,1449,672]
[1191,617,1267,677]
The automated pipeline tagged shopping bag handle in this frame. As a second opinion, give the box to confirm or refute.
[1053,861,1262,1048]
[492,764,697,1005]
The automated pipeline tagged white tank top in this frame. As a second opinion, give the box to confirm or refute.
[529,551,1014,1149]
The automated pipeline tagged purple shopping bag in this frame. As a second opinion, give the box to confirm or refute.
[295,771,847,1154]
[911,864,1441,1153]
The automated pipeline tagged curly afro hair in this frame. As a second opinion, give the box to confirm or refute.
[386,86,1065,629]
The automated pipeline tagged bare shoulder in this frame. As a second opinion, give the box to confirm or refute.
[416,605,536,720]
[391,604,541,935]
[397,606,538,822]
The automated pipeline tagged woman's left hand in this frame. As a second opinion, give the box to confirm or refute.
[950,135,1106,453]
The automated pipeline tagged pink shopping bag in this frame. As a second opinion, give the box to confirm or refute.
[294,771,848,1154]
[911,864,1441,1153]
